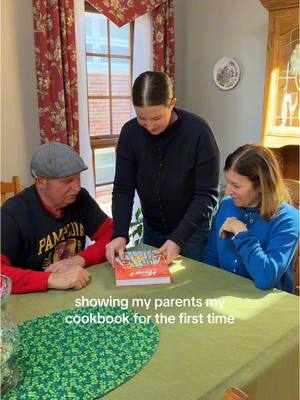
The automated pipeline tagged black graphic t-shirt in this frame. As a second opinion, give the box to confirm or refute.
[1,185,107,271]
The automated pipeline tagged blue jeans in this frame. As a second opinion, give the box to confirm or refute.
[143,220,209,262]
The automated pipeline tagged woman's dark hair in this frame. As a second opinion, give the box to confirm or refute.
[132,71,174,107]
[224,144,291,219]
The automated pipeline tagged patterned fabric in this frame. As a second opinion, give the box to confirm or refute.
[32,0,79,151]
[87,0,175,83]
[32,0,175,150]
[4,306,159,399]
[152,0,175,84]
[86,0,165,26]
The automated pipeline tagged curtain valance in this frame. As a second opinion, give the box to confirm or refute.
[86,0,167,27]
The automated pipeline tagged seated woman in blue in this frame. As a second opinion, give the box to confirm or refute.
[202,144,299,293]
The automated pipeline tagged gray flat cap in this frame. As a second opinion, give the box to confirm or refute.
[31,142,88,178]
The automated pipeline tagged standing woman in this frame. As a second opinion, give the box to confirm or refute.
[106,71,220,264]
[202,144,299,293]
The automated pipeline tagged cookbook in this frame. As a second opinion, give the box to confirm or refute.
[115,251,171,287]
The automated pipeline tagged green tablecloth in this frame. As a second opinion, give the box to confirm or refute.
[8,245,300,400]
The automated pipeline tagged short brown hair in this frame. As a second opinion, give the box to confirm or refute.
[224,144,291,219]
[132,71,174,107]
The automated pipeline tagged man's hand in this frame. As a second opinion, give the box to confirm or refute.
[105,237,127,266]
[45,255,86,272]
[219,217,247,239]
[153,239,181,264]
[47,265,91,290]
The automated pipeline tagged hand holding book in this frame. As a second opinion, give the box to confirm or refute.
[153,239,181,264]
[105,237,127,266]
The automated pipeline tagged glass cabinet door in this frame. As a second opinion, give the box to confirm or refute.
[261,5,300,147]
[276,26,299,129]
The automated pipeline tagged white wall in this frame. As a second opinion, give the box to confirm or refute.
[1,0,40,188]
[174,0,268,181]
[74,0,97,196]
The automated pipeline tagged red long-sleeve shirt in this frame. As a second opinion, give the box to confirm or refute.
[1,217,113,294]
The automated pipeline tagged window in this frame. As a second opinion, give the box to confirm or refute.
[84,2,134,187]
[94,147,116,185]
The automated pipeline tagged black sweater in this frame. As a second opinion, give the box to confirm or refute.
[112,108,220,248]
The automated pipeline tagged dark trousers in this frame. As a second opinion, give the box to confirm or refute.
[143,220,209,262]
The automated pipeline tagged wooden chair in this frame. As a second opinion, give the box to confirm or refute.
[284,179,300,296]
[271,145,299,181]
[224,387,248,399]
[284,179,300,208]
[1,176,21,205]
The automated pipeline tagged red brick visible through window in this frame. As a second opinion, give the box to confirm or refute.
[88,73,131,136]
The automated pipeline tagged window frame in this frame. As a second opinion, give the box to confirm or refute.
[85,1,134,187]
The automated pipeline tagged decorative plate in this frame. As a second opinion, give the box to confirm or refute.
[213,57,240,90]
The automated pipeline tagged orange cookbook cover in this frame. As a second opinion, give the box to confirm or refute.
[114,251,171,287]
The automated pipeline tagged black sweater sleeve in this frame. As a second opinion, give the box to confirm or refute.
[111,126,136,240]
[168,124,220,247]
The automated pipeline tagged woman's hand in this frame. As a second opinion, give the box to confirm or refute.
[153,239,181,264]
[105,237,127,266]
[219,217,247,239]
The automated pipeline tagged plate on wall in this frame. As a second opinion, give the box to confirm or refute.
[213,57,240,90]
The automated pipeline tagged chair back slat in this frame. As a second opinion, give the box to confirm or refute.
[284,179,300,296]
[1,176,21,205]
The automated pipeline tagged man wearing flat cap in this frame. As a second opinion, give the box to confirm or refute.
[1,142,113,294]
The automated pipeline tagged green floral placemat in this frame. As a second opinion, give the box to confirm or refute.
[4,306,159,400]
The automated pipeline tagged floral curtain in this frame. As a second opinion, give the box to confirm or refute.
[32,0,79,151]
[86,0,166,27]
[87,0,175,83]
[32,0,175,150]
[152,1,175,84]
